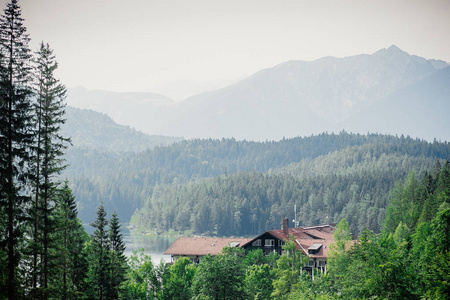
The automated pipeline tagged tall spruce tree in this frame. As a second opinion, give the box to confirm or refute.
[0,0,33,298]
[107,211,127,299]
[89,204,110,300]
[31,41,69,297]
[54,181,89,300]
[436,160,450,204]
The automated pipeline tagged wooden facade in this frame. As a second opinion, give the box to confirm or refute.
[164,220,338,274]
[241,221,336,274]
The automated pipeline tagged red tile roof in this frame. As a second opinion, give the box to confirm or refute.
[242,224,336,258]
[164,237,252,256]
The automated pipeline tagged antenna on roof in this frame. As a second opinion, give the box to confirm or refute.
[293,204,299,228]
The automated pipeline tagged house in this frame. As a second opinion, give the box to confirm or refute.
[164,219,338,273]
[241,219,336,273]
[164,237,252,263]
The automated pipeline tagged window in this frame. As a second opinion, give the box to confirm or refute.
[265,239,275,247]
[252,239,261,247]
[308,243,322,254]
[278,240,284,247]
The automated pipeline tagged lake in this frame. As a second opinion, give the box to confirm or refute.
[122,229,178,265]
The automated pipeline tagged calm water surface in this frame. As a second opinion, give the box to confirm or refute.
[122,229,177,265]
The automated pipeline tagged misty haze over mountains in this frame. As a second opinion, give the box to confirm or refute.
[66,46,450,142]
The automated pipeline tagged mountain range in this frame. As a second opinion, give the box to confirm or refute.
[66,45,450,142]
[62,106,182,152]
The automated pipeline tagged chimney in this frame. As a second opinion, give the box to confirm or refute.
[283,218,289,235]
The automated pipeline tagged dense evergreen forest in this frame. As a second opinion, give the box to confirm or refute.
[65,132,450,230]
[108,163,450,300]
[63,132,450,235]
[1,1,449,299]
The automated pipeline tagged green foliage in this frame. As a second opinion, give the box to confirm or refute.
[382,171,422,236]
[324,163,450,300]
[83,206,130,300]
[393,221,410,247]
[0,1,450,297]
[244,264,274,300]
[326,219,352,294]
[330,219,352,254]
[271,236,309,299]
[53,182,89,299]
[338,229,386,298]
[0,0,34,298]
[30,41,70,298]
[383,163,450,238]
[87,205,110,299]
[129,139,448,237]
[411,221,431,262]
[420,208,450,298]
[329,228,413,299]
[162,257,196,300]
[288,272,332,300]
[65,132,450,230]
[122,249,159,300]
[192,250,246,300]
[242,248,270,267]
[107,212,128,299]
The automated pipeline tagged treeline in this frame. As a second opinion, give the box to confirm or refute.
[66,132,450,180]
[65,163,450,299]
[125,163,450,300]
[131,143,445,236]
[64,132,450,224]
[323,159,450,299]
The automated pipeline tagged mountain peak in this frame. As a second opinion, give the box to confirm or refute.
[373,45,410,57]
[387,44,402,52]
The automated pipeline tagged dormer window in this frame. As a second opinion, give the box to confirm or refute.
[308,243,323,254]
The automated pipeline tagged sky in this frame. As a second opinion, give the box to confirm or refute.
[12,0,450,100]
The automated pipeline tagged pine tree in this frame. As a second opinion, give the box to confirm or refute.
[418,194,438,224]
[0,0,33,298]
[327,219,353,295]
[382,180,404,235]
[107,211,127,299]
[54,181,89,299]
[89,204,110,300]
[433,160,442,185]
[420,208,450,298]
[436,160,450,206]
[417,171,433,213]
[31,41,69,297]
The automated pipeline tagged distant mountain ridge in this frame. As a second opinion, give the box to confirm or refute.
[338,66,450,141]
[62,106,182,152]
[66,45,449,141]
[66,87,175,135]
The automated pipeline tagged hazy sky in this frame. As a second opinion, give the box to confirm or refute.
[13,0,450,100]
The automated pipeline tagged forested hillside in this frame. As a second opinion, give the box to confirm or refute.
[3,1,449,298]
[63,132,450,233]
[131,142,447,236]
[62,106,182,152]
